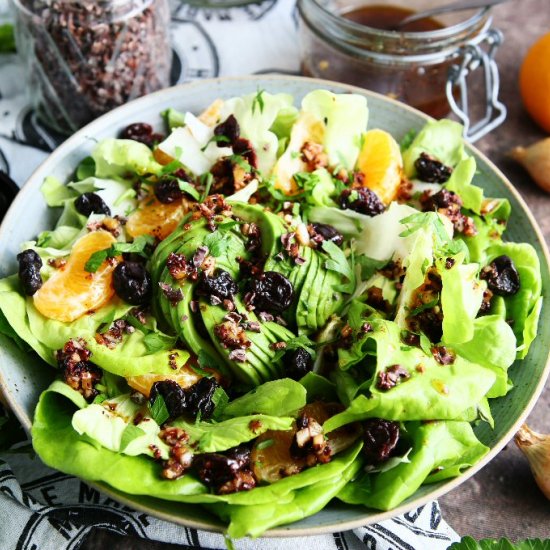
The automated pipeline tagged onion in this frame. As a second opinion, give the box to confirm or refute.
[515,423,550,499]
[510,138,550,193]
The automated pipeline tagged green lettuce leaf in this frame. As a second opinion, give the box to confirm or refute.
[403,119,466,178]
[337,421,488,510]
[439,254,484,345]
[445,157,483,214]
[325,320,496,431]
[221,379,306,419]
[173,415,294,453]
[219,91,295,175]
[41,176,77,207]
[448,536,550,550]
[92,138,162,178]
[71,393,168,458]
[302,89,368,169]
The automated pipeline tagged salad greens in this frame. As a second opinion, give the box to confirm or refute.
[0,89,543,539]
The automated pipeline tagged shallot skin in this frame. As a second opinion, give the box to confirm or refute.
[515,423,550,499]
[510,138,550,194]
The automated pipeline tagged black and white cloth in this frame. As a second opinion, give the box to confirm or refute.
[0,0,461,548]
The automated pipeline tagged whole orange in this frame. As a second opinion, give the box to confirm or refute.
[520,32,550,132]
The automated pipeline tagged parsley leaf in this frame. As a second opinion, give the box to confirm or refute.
[120,424,146,451]
[409,295,439,316]
[199,172,214,203]
[251,89,265,115]
[201,135,231,152]
[448,536,550,550]
[149,394,170,425]
[321,241,356,294]
[273,334,316,362]
[355,255,388,281]
[229,154,252,173]
[177,179,200,200]
[143,332,177,354]
[204,231,230,257]
[256,438,275,451]
[399,128,417,152]
[85,234,155,273]
[211,386,230,421]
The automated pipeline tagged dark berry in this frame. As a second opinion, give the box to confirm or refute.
[250,271,294,313]
[154,178,184,204]
[185,376,219,419]
[113,261,152,305]
[75,192,111,217]
[285,348,313,380]
[192,444,255,494]
[214,115,240,146]
[414,152,453,183]
[362,419,400,464]
[150,377,220,421]
[17,249,43,296]
[120,123,163,148]
[421,188,462,211]
[150,380,187,420]
[197,270,238,302]
[308,223,344,248]
[339,188,385,217]
[232,137,258,169]
[480,255,520,296]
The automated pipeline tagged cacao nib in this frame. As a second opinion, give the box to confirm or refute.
[17,249,43,296]
[414,152,453,183]
[159,282,183,306]
[232,138,258,170]
[377,364,410,391]
[300,141,328,171]
[480,255,520,296]
[339,188,385,217]
[362,419,400,464]
[307,223,344,248]
[431,345,455,365]
[57,338,101,401]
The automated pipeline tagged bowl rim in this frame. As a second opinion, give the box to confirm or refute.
[1,74,549,537]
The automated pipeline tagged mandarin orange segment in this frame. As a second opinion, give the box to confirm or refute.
[33,230,117,322]
[126,197,186,241]
[126,368,202,398]
[153,147,175,166]
[356,129,403,205]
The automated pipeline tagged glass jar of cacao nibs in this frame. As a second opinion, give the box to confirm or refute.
[11,0,172,134]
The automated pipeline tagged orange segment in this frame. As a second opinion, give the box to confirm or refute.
[126,197,187,241]
[127,368,202,398]
[34,231,117,322]
[356,129,403,205]
[153,147,175,166]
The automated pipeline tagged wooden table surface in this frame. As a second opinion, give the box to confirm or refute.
[81,1,550,547]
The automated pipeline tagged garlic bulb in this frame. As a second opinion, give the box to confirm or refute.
[510,138,550,193]
[515,423,550,499]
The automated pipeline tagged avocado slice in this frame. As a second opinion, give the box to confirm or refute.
[295,249,319,335]
[317,270,344,329]
[230,201,287,259]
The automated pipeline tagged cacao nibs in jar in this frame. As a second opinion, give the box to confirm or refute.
[19,0,172,133]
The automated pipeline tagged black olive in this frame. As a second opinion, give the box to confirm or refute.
[113,261,152,305]
[17,249,43,296]
[308,222,344,248]
[480,255,521,296]
[414,152,453,183]
[214,115,240,146]
[362,418,400,464]
[285,347,313,380]
[339,188,385,217]
[249,271,294,313]
[75,192,111,217]
[197,270,238,302]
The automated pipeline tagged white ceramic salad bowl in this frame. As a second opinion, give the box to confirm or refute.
[0,75,549,537]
